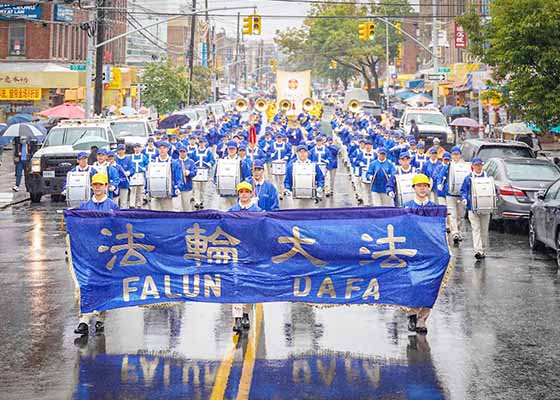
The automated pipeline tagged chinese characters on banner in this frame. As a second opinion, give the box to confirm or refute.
[455,22,467,49]
[0,88,41,101]
[65,208,452,313]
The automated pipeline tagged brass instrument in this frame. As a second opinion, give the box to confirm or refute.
[254,98,267,112]
[348,99,362,113]
[235,98,248,112]
[302,97,315,112]
[279,99,292,112]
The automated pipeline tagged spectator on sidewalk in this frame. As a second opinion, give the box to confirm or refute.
[12,137,30,192]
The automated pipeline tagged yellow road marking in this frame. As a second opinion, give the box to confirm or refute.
[209,332,240,400]
[236,303,264,400]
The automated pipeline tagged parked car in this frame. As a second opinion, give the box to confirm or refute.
[461,138,535,162]
[484,157,560,221]
[529,178,560,267]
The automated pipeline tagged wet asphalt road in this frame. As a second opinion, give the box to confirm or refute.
[1,173,560,400]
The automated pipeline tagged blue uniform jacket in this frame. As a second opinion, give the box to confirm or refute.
[328,144,339,169]
[173,157,198,192]
[111,162,129,191]
[228,203,263,212]
[284,160,325,191]
[403,199,436,208]
[366,159,397,193]
[286,128,303,146]
[309,146,332,168]
[245,177,280,211]
[421,159,442,181]
[192,148,216,169]
[142,146,158,160]
[93,162,120,199]
[115,155,135,189]
[435,164,450,197]
[460,172,488,211]
[269,143,291,162]
[80,196,119,211]
[131,153,149,175]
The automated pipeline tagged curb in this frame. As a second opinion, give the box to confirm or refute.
[0,192,30,210]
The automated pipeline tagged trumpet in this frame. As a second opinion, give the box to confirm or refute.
[348,99,361,113]
[254,98,267,112]
[302,97,315,112]
[235,98,248,112]
[279,99,292,112]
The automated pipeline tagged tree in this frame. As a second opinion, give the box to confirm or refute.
[275,1,412,100]
[458,0,560,131]
[141,61,190,114]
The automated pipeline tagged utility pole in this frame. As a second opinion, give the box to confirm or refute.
[205,0,210,68]
[94,1,106,116]
[84,9,95,118]
[385,18,390,110]
[187,0,197,105]
[234,12,240,92]
[432,0,439,107]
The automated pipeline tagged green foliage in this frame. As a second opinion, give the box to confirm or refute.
[459,0,560,130]
[141,62,211,113]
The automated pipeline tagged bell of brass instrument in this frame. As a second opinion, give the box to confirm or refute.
[302,97,315,112]
[254,98,267,112]
[235,98,249,112]
[348,99,361,113]
[279,99,292,112]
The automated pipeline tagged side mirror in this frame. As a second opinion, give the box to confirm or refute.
[537,191,545,201]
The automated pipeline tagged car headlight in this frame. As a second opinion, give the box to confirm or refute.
[31,158,41,173]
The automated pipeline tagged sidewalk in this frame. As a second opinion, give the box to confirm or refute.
[0,146,29,207]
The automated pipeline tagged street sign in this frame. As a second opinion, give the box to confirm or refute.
[438,67,451,73]
[70,64,86,71]
[428,74,447,81]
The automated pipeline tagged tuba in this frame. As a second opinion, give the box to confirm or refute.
[302,97,315,112]
[254,98,267,112]
[348,99,362,113]
[279,99,292,112]
[235,98,248,112]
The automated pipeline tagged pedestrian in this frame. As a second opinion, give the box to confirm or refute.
[461,158,491,259]
[403,173,436,334]
[172,144,197,212]
[12,137,30,192]
[74,173,118,336]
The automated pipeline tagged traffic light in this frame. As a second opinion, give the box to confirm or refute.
[242,16,252,35]
[252,15,261,35]
[359,22,375,41]
[269,59,277,73]
[397,43,403,59]
[329,60,337,69]
[395,22,402,35]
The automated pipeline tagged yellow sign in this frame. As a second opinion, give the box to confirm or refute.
[0,88,42,101]
[108,67,122,90]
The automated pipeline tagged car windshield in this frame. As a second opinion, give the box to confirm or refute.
[478,146,533,160]
[111,122,148,138]
[44,127,105,147]
[406,113,447,127]
[505,161,560,181]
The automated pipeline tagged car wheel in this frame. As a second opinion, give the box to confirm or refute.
[30,192,42,203]
[529,215,542,251]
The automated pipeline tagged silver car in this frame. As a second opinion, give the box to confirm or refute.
[484,157,560,221]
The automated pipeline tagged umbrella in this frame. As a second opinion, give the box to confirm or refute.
[551,125,560,134]
[1,123,44,139]
[39,103,85,119]
[21,106,40,114]
[159,114,190,129]
[72,136,110,151]
[395,91,415,99]
[450,117,479,128]
[502,122,533,135]
[119,106,136,116]
[442,105,454,116]
[525,122,541,132]
[405,94,433,104]
[7,113,33,126]
[449,106,468,116]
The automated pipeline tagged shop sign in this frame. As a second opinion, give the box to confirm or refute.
[0,88,42,101]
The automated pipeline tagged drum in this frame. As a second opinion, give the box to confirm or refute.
[217,159,240,196]
[129,172,145,186]
[471,176,496,214]
[395,173,415,206]
[193,168,209,182]
[317,162,327,177]
[271,161,286,176]
[293,162,316,199]
[147,162,172,198]
[448,162,472,195]
[94,164,108,178]
[66,171,90,208]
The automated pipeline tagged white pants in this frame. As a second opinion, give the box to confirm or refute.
[179,191,193,211]
[129,185,144,208]
[468,211,490,255]
[360,182,372,205]
[371,192,394,207]
[326,168,337,194]
[150,197,174,211]
[446,196,465,238]
[272,174,285,194]
[193,181,208,204]
[79,311,106,325]
[116,188,129,209]
[220,196,237,210]
[292,197,317,209]
[437,196,447,206]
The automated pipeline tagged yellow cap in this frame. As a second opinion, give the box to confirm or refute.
[91,173,108,185]
[236,181,253,193]
[412,174,431,187]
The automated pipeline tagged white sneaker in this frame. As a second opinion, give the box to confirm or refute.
[12,186,19,192]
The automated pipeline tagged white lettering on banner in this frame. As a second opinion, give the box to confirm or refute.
[122,274,222,302]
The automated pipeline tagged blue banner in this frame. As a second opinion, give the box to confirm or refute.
[0,4,42,20]
[65,207,451,314]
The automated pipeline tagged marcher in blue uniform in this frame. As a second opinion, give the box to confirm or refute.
[114,144,135,209]
[142,137,158,160]
[245,159,279,211]
[192,138,216,209]
[284,144,325,208]
[326,136,339,197]
[92,148,120,200]
[173,144,198,211]
[354,139,376,206]
[74,173,119,336]
[403,173,435,334]
[386,151,417,206]
[366,148,396,207]
[435,152,451,206]
[130,143,149,208]
[149,141,176,211]
[107,150,128,206]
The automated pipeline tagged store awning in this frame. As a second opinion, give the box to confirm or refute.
[0,62,84,89]
[407,80,425,89]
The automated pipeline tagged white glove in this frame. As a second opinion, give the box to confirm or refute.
[109,185,116,192]
[285,190,292,196]
[125,171,131,177]
[184,170,190,176]
[61,189,66,196]
[175,189,181,196]
[316,187,323,198]
[388,191,395,198]
[461,199,468,205]
[437,184,443,191]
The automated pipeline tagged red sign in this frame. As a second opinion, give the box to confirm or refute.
[455,22,467,49]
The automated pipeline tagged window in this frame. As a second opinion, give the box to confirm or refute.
[484,161,498,178]
[9,22,26,56]
[505,162,560,182]
[544,180,560,202]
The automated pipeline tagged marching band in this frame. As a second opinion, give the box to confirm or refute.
[67,98,497,335]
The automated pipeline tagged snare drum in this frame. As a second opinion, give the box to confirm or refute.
[147,163,172,198]
[471,176,496,214]
[217,159,241,196]
[129,172,145,186]
[66,171,91,208]
[271,161,287,176]
[448,162,472,195]
[293,162,316,199]
[193,168,209,182]
[395,174,415,206]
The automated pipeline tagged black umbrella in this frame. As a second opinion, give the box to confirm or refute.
[159,114,190,129]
